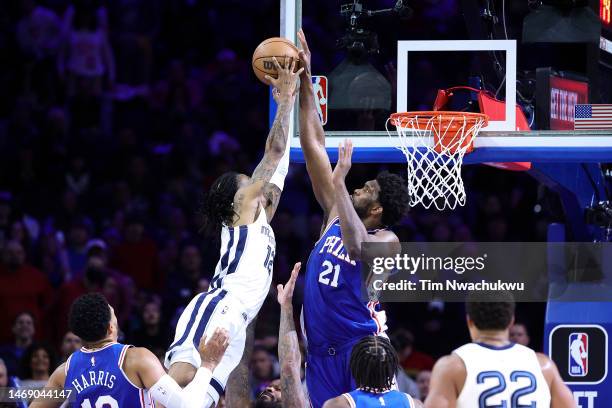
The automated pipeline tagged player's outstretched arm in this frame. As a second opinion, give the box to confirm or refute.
[331,140,400,261]
[277,262,307,408]
[129,328,230,408]
[297,29,336,218]
[29,364,66,408]
[425,354,465,408]
[243,57,303,222]
[536,353,577,408]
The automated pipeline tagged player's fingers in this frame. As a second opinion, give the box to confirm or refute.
[295,67,305,76]
[290,57,296,73]
[299,29,310,53]
[199,334,207,346]
[277,284,284,293]
[271,56,283,71]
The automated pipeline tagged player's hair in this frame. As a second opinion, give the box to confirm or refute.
[466,291,515,331]
[376,171,409,226]
[69,293,111,343]
[350,336,398,393]
[200,172,239,233]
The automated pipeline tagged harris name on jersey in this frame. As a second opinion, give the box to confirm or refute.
[70,367,116,394]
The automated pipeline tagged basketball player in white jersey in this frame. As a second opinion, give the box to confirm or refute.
[164,57,303,407]
[425,292,576,408]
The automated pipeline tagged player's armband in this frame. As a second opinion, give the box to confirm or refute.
[150,368,213,408]
[270,133,291,191]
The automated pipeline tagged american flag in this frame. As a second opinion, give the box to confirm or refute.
[574,104,612,129]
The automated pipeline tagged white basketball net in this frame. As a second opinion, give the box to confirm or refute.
[386,112,486,211]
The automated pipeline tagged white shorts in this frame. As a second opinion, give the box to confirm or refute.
[164,288,248,405]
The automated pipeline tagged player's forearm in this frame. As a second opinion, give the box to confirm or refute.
[252,98,293,183]
[333,179,369,259]
[267,98,293,156]
[150,368,213,408]
[279,303,306,408]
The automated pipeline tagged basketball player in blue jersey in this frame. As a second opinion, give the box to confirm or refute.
[425,293,575,408]
[30,293,229,408]
[297,30,410,407]
[165,57,303,407]
[324,336,420,408]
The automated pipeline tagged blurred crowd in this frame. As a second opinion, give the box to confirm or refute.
[0,0,556,403]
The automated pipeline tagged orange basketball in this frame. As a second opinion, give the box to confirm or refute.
[252,37,300,84]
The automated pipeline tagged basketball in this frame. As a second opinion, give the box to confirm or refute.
[252,37,300,83]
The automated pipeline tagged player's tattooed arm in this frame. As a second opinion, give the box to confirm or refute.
[225,318,257,408]
[278,263,307,408]
[297,29,336,214]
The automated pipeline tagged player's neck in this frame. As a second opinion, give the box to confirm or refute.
[362,217,381,231]
[473,330,511,347]
[83,338,115,350]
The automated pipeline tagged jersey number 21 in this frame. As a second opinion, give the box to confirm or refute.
[318,260,340,287]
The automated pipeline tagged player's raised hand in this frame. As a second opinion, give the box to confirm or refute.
[198,327,230,371]
[332,139,354,183]
[277,262,301,307]
[297,29,311,79]
[265,56,304,103]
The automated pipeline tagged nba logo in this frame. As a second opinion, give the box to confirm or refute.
[568,332,589,377]
[312,76,328,125]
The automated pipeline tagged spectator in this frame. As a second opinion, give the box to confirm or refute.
[165,243,204,312]
[66,217,93,277]
[392,329,435,377]
[416,370,431,401]
[510,323,531,347]
[59,331,82,362]
[55,257,108,341]
[395,367,420,399]
[250,346,277,399]
[0,313,35,377]
[111,212,160,290]
[57,1,115,97]
[84,239,134,326]
[0,358,7,387]
[0,241,52,344]
[128,299,169,360]
[18,343,56,389]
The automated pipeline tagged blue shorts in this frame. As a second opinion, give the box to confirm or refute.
[306,341,357,408]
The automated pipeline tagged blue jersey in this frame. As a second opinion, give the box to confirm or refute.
[344,389,414,407]
[65,343,153,408]
[303,217,385,350]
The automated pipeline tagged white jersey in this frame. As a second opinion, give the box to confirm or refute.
[455,343,551,408]
[209,207,275,322]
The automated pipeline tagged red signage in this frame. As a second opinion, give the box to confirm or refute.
[550,76,589,130]
[602,0,611,27]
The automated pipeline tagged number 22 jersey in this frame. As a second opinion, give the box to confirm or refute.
[303,217,386,349]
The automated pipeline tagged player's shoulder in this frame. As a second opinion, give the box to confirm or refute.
[322,394,350,408]
[434,353,466,374]
[535,352,560,384]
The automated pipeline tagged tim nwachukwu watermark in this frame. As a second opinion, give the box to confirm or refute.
[361,242,612,302]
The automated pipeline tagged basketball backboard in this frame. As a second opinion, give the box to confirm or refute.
[276,0,612,164]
